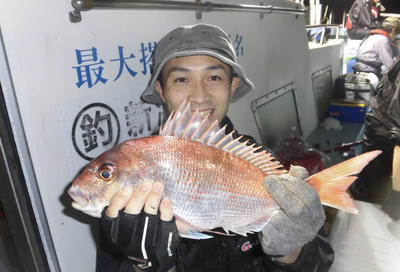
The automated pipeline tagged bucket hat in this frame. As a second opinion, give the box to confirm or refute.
[141,23,254,104]
[383,17,400,34]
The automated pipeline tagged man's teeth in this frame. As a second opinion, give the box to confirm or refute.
[198,110,212,118]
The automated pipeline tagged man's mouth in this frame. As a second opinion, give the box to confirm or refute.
[196,109,213,119]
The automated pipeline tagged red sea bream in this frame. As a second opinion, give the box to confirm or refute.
[68,100,381,238]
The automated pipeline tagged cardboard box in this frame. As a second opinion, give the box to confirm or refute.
[328,101,368,123]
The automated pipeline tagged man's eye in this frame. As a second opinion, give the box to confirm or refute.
[174,77,187,83]
[209,75,222,81]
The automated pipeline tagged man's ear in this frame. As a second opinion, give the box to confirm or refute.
[155,81,167,103]
[230,77,240,98]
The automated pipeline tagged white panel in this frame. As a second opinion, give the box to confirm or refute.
[312,65,333,123]
[309,42,342,126]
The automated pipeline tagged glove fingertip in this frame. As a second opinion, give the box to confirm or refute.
[288,165,309,179]
[101,206,118,222]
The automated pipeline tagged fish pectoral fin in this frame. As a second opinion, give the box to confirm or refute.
[223,227,230,235]
[179,231,214,240]
[225,214,273,236]
[204,229,236,237]
[175,215,213,240]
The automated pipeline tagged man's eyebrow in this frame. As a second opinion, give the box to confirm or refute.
[168,67,191,73]
[164,64,228,79]
[169,64,227,73]
[205,64,228,72]
[164,66,190,80]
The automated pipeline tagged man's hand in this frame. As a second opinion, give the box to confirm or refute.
[259,166,325,256]
[101,180,180,271]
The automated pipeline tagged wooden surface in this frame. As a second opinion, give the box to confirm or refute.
[393,146,400,192]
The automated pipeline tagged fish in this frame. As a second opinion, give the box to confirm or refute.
[68,99,381,239]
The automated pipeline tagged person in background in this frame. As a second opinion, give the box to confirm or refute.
[351,17,400,89]
[346,0,385,40]
[350,55,400,213]
[96,23,334,272]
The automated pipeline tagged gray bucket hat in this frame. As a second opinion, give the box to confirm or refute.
[141,23,254,105]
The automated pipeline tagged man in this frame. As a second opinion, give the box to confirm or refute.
[351,17,400,89]
[97,24,333,272]
[346,0,385,40]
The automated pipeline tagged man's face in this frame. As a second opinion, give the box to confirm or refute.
[155,55,240,124]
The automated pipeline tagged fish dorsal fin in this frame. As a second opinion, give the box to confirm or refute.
[159,99,286,175]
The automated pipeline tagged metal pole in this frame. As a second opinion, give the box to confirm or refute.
[70,0,306,22]
[309,0,314,25]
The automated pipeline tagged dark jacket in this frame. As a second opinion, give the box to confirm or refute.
[347,0,380,30]
[364,57,400,147]
[350,57,400,203]
[347,0,381,39]
[96,116,334,272]
[175,228,333,272]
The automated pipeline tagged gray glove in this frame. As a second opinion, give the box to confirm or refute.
[259,166,325,256]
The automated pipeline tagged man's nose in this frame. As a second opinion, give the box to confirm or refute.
[189,82,209,104]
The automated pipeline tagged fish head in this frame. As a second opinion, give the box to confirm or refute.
[68,144,137,217]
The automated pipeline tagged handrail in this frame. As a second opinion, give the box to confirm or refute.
[380,13,400,18]
[69,0,306,22]
[306,24,340,28]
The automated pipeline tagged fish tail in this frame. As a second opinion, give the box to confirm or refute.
[306,150,382,214]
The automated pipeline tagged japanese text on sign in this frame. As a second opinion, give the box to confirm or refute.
[72,34,244,89]
[72,101,164,160]
[72,43,157,88]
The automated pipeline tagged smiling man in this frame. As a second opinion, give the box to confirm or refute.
[97,24,333,272]
[155,55,239,124]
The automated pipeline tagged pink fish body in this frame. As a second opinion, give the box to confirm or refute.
[68,100,381,237]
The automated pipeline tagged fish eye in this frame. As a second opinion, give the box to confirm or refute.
[98,164,114,182]
[100,170,111,179]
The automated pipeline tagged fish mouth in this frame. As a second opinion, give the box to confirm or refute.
[71,201,102,218]
[68,186,102,217]
[68,186,90,204]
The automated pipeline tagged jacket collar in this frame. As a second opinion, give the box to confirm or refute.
[370,29,390,38]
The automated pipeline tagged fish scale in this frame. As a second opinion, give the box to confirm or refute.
[143,136,277,231]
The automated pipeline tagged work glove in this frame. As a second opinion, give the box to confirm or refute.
[101,208,180,272]
[259,166,326,256]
